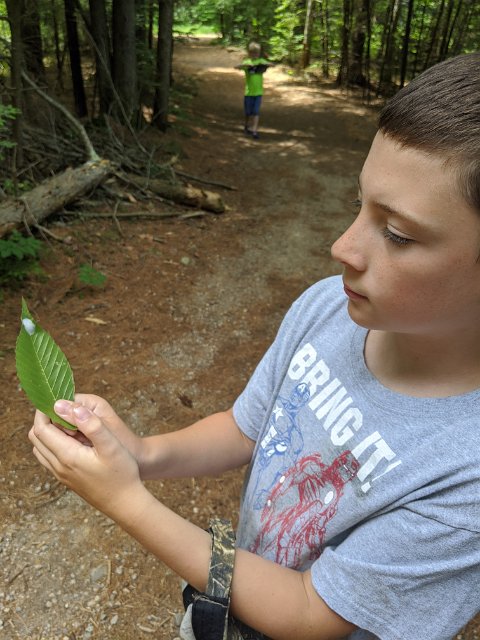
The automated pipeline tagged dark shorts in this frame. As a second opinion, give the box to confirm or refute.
[244,95,262,116]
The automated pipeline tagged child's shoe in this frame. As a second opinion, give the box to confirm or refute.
[252,131,260,140]
[244,127,253,136]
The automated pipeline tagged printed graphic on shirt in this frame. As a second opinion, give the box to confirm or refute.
[250,382,310,508]
[248,341,402,564]
[288,342,402,493]
[251,451,359,568]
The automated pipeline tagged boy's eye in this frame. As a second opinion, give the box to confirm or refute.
[382,227,413,246]
[351,198,362,210]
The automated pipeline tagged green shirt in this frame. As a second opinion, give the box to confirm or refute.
[242,58,270,96]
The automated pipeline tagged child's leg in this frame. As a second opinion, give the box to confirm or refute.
[251,97,262,138]
[244,97,253,134]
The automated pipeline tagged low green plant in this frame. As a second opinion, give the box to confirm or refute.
[2,177,32,196]
[0,104,19,160]
[78,263,107,288]
[0,231,44,287]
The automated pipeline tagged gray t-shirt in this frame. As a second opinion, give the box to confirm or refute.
[233,275,480,640]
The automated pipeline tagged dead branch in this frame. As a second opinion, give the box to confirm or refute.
[0,159,113,237]
[125,174,225,213]
[174,169,237,191]
[21,71,100,162]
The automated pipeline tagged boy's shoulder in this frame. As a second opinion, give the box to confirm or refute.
[293,275,344,312]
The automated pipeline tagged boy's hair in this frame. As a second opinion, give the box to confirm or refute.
[378,53,480,213]
[247,41,262,56]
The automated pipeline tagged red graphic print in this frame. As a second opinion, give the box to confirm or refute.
[251,451,359,568]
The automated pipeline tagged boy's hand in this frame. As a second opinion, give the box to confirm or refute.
[57,395,146,467]
[29,405,147,520]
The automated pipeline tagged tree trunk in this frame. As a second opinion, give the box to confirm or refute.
[88,0,113,116]
[64,0,88,117]
[439,0,457,60]
[347,0,370,87]
[377,0,401,95]
[399,0,414,87]
[423,0,445,69]
[5,0,25,167]
[50,0,64,89]
[301,0,315,69]
[147,0,155,49]
[450,1,470,56]
[153,0,174,131]
[411,0,427,78]
[336,0,352,85]
[112,0,139,124]
[21,0,46,82]
[321,0,330,77]
[364,0,372,100]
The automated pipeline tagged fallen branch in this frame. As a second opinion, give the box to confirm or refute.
[174,169,237,191]
[0,159,112,237]
[60,209,210,220]
[126,174,225,213]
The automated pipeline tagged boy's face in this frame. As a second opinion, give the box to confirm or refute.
[331,132,480,336]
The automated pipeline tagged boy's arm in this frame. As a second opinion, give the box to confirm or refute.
[67,395,254,480]
[29,408,357,640]
[139,408,255,479]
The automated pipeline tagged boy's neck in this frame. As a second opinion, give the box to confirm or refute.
[365,329,480,397]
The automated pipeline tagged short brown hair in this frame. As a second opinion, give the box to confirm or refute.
[378,54,480,213]
[248,41,261,56]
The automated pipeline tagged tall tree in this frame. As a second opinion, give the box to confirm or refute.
[50,0,64,89]
[21,0,46,82]
[153,0,174,131]
[348,0,370,86]
[336,0,353,84]
[87,0,113,116]
[112,0,139,124]
[423,0,446,69]
[399,0,415,87]
[377,0,402,95]
[64,0,87,117]
[301,0,315,68]
[319,0,331,77]
[5,0,24,166]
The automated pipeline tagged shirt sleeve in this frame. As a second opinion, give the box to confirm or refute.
[311,505,480,640]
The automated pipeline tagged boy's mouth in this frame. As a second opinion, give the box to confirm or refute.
[344,284,368,301]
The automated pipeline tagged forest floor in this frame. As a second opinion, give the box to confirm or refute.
[0,37,478,640]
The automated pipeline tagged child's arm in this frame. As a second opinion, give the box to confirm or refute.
[29,407,356,640]
[57,395,254,480]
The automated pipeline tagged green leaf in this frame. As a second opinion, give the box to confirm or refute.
[16,299,76,430]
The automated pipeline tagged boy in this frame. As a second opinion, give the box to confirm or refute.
[234,42,274,139]
[29,53,480,639]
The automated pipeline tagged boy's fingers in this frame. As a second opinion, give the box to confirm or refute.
[31,442,55,475]
[61,404,118,455]
[54,399,74,416]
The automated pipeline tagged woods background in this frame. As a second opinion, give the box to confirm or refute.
[1,0,479,171]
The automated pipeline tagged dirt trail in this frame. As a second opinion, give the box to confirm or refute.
[0,38,476,639]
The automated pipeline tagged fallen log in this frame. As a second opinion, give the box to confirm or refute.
[0,159,112,238]
[125,174,225,213]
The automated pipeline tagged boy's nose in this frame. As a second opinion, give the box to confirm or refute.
[331,217,367,272]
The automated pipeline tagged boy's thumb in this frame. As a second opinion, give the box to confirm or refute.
[71,405,115,452]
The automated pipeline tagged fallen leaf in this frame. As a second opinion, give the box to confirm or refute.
[84,316,108,325]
